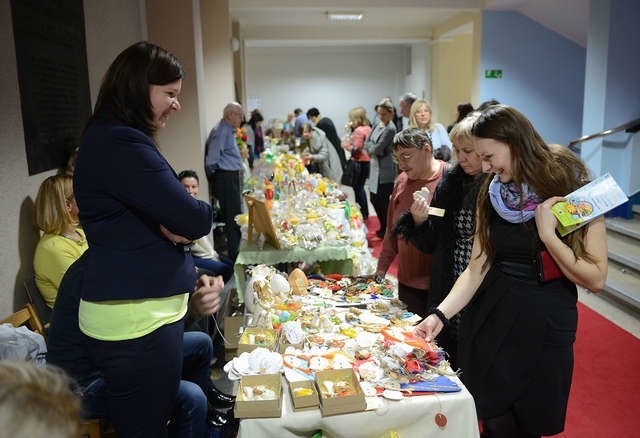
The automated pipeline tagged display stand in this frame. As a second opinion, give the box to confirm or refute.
[244,194,280,249]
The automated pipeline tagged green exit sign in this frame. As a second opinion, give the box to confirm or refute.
[485,69,503,79]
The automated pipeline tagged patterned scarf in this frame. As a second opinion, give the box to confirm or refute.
[488,175,542,223]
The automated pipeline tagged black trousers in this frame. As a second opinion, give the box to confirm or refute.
[88,320,185,437]
[209,169,242,261]
[370,182,394,233]
[352,161,370,219]
[398,283,429,316]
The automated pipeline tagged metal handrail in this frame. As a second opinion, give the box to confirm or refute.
[568,117,640,152]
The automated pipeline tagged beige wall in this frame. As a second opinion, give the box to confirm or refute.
[0,0,144,316]
[430,12,481,125]
[146,0,206,184]
[143,0,236,203]
[200,0,235,128]
[432,33,474,127]
[0,0,237,317]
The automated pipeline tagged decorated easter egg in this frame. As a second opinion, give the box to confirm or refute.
[288,268,308,295]
[269,273,290,296]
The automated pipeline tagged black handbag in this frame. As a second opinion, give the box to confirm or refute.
[341,159,356,187]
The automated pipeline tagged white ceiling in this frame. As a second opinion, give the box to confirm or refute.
[230,0,589,47]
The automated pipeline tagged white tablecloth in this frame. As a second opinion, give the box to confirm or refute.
[238,377,480,438]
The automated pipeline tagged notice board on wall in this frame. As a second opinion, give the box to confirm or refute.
[11,0,92,175]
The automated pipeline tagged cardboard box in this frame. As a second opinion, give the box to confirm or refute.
[315,368,366,417]
[237,327,278,354]
[234,374,283,419]
[224,348,238,362]
[289,380,320,411]
[223,288,244,349]
[224,315,244,349]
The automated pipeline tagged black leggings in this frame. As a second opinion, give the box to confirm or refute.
[88,320,185,437]
[482,411,540,438]
[352,161,370,219]
[370,182,394,233]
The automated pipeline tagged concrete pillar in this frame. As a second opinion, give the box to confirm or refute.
[581,0,610,178]
[144,0,235,202]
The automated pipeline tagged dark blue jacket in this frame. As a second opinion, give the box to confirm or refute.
[74,112,213,301]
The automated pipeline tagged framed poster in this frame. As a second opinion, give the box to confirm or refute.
[11,0,92,175]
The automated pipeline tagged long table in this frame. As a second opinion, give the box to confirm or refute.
[238,376,480,437]
[233,240,354,300]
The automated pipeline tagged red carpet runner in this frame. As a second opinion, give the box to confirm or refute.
[365,216,640,437]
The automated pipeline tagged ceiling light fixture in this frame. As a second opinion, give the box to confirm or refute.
[327,11,363,22]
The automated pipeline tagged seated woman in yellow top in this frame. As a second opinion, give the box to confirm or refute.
[33,174,88,308]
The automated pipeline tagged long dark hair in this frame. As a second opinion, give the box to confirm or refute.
[248,109,264,129]
[473,105,594,265]
[89,41,184,137]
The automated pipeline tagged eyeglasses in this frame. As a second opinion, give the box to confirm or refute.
[392,151,417,163]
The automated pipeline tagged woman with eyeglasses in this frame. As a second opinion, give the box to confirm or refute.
[375,128,447,316]
[392,112,486,368]
[364,98,397,238]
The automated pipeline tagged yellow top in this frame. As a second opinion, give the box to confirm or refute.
[79,293,189,341]
[33,230,88,308]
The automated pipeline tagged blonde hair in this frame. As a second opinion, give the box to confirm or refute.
[408,99,433,130]
[34,175,76,235]
[450,111,481,161]
[0,361,81,438]
[348,107,370,128]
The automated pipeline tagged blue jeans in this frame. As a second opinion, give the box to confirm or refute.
[84,330,213,437]
[182,331,214,393]
[168,380,207,438]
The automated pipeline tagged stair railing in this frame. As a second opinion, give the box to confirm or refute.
[568,117,640,153]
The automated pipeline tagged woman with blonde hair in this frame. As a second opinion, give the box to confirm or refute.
[343,106,372,219]
[415,105,607,437]
[0,360,81,438]
[409,99,453,160]
[33,174,88,308]
[393,112,486,368]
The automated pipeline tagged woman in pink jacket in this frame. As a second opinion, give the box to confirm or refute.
[343,107,372,219]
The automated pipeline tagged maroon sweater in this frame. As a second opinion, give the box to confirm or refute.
[377,161,445,289]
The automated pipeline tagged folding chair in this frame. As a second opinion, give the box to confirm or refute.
[1,303,44,335]
[79,419,102,438]
[23,277,52,334]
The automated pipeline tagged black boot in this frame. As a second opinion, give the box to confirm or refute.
[207,408,231,428]
[207,385,235,409]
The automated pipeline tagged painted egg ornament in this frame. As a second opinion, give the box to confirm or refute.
[269,273,291,296]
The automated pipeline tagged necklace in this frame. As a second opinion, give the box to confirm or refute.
[60,230,86,246]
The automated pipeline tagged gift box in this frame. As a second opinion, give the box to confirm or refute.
[234,374,283,419]
[289,380,320,411]
[315,368,366,416]
[237,327,278,354]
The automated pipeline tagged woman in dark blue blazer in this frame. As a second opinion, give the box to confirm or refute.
[74,41,214,437]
